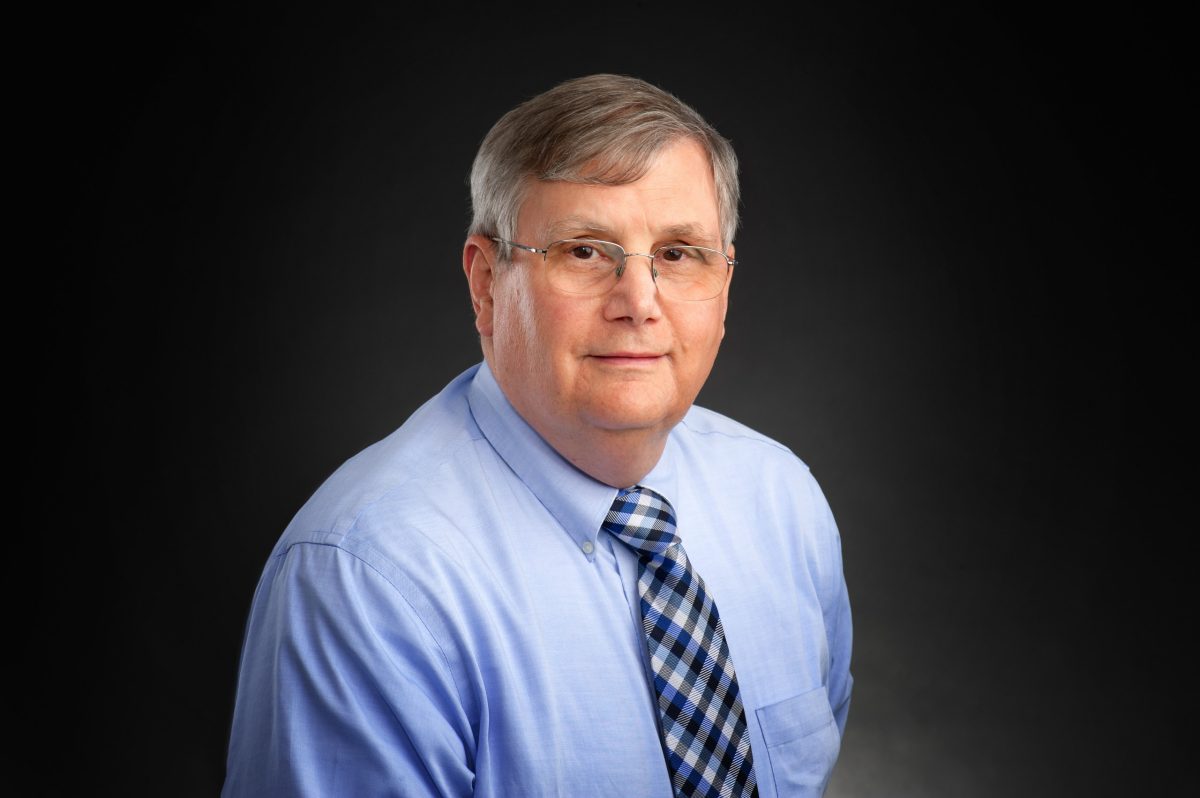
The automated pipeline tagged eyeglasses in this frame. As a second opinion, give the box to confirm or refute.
[492,237,735,302]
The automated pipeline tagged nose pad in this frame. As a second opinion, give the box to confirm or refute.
[615,254,658,287]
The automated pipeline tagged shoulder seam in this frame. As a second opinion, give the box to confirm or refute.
[338,432,482,542]
[279,539,474,713]
[679,417,802,460]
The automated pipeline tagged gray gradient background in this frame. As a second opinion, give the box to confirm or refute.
[57,3,1186,795]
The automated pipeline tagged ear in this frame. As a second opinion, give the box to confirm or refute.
[463,235,499,337]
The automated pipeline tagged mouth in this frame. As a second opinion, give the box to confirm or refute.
[590,352,666,366]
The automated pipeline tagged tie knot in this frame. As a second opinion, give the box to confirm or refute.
[602,486,680,557]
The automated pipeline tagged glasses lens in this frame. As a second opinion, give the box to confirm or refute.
[653,246,730,301]
[543,239,730,300]
[545,239,624,295]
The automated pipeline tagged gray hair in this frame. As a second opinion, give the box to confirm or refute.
[468,74,740,257]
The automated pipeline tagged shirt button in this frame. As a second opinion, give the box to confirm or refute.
[581,540,595,555]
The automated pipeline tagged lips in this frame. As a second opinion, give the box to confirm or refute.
[590,352,665,366]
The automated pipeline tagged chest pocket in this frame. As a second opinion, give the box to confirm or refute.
[754,686,841,797]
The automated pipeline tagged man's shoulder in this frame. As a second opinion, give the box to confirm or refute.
[278,366,486,551]
[676,404,811,473]
[673,405,841,571]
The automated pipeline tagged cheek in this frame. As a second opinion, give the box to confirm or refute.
[524,292,590,358]
[679,307,727,358]
[491,281,538,368]
[492,283,580,376]
[671,310,727,396]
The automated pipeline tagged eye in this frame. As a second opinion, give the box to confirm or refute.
[660,246,706,263]
[568,245,597,260]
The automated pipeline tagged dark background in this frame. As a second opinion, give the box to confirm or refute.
[53,3,1185,795]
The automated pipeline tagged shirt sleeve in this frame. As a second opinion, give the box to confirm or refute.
[222,541,476,798]
[826,538,853,736]
[809,472,853,737]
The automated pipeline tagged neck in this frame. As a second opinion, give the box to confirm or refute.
[540,424,669,489]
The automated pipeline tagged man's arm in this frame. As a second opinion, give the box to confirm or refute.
[223,541,476,797]
[810,472,853,736]
[826,537,853,736]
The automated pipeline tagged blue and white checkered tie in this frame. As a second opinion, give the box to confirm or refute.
[603,486,758,798]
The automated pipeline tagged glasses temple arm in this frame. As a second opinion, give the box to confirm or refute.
[490,237,547,255]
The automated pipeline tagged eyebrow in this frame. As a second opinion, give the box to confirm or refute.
[659,223,717,245]
[542,217,719,247]
[543,216,618,242]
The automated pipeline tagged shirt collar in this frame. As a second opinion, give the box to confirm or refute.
[466,360,679,547]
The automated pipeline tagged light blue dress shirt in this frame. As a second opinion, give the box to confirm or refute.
[223,362,852,797]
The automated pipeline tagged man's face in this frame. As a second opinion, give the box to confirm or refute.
[474,137,732,460]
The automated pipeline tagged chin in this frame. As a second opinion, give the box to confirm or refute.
[581,398,682,434]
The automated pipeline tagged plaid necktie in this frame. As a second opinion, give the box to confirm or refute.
[603,486,758,798]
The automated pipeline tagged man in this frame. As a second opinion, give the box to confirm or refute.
[223,74,852,797]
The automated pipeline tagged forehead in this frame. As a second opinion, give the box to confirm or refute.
[518,139,722,246]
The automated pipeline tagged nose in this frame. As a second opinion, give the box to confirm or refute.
[615,252,659,281]
[605,253,662,324]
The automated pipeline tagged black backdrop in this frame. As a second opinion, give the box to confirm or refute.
[56,3,1186,795]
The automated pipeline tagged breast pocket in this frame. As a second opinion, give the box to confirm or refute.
[754,687,841,797]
